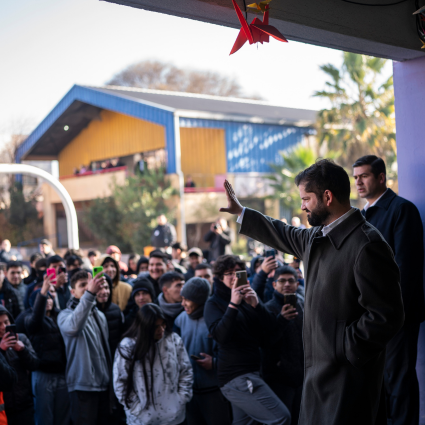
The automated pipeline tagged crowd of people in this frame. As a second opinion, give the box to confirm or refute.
[0,154,422,425]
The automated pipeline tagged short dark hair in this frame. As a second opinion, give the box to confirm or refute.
[294,159,350,204]
[352,155,386,179]
[88,251,97,257]
[159,271,184,289]
[149,251,166,262]
[274,266,298,281]
[30,253,43,264]
[171,242,186,251]
[70,270,89,289]
[195,263,212,271]
[35,258,48,270]
[48,255,64,266]
[235,257,246,271]
[213,255,239,278]
[6,261,22,271]
[66,255,83,268]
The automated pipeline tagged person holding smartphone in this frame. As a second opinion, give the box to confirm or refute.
[174,277,232,425]
[204,255,291,425]
[264,266,304,425]
[0,304,39,425]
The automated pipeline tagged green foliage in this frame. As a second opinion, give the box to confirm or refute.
[314,52,396,173]
[266,145,317,214]
[0,182,44,244]
[83,168,179,253]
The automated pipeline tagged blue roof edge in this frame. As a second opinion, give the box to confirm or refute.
[16,85,177,173]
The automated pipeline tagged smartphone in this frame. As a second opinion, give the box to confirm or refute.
[93,266,103,277]
[235,270,248,288]
[190,354,201,360]
[5,324,17,339]
[59,266,66,274]
[283,293,298,308]
[265,249,276,259]
[46,267,57,284]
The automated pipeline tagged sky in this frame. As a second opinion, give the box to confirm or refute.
[0,0,393,141]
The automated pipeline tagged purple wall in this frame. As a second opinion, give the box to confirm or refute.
[393,55,425,424]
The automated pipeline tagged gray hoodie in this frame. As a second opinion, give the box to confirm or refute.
[58,291,111,392]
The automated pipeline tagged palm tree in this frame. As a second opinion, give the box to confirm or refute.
[266,145,316,215]
[314,53,396,174]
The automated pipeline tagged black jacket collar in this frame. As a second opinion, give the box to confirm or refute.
[365,188,397,212]
[326,208,366,250]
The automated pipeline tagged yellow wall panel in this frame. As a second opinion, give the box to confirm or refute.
[58,110,165,176]
[180,128,226,187]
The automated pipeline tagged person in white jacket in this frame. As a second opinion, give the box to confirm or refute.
[113,303,193,425]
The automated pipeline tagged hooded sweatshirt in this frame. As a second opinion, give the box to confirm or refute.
[0,305,39,412]
[95,255,132,311]
[113,332,193,425]
[58,291,111,392]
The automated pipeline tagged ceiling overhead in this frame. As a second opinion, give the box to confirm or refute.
[102,0,425,61]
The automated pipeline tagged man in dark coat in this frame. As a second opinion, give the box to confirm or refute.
[0,269,22,320]
[150,214,177,248]
[204,219,232,262]
[353,155,424,425]
[219,159,405,425]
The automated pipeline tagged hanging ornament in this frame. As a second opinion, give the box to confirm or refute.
[230,0,288,55]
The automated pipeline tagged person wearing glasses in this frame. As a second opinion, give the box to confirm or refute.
[204,255,291,425]
[264,266,304,425]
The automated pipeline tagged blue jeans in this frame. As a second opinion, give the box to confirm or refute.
[32,371,71,425]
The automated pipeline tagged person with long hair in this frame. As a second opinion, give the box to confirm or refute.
[113,303,193,425]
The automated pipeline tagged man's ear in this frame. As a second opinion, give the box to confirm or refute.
[70,288,75,297]
[379,172,386,185]
[323,190,334,207]
[272,281,277,290]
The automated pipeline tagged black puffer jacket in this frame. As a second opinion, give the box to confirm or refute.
[0,279,21,319]
[0,305,39,412]
[24,290,67,374]
[97,275,123,356]
[0,348,17,391]
[264,290,304,387]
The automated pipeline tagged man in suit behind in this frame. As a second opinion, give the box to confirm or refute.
[353,155,424,425]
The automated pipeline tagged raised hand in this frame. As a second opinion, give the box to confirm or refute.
[220,180,244,216]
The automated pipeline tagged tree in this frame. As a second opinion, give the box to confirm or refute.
[107,60,262,99]
[314,53,396,174]
[83,167,179,253]
[266,145,316,215]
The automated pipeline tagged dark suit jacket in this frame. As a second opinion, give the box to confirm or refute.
[240,208,404,425]
[362,188,425,323]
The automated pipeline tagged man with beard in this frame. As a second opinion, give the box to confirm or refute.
[219,159,404,425]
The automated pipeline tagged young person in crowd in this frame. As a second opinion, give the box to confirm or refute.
[123,277,155,331]
[47,255,70,310]
[88,250,100,267]
[66,255,83,271]
[150,214,177,248]
[204,219,232,262]
[0,305,39,425]
[106,245,128,274]
[184,248,203,281]
[23,253,43,285]
[95,254,132,311]
[113,303,193,425]
[147,252,167,298]
[96,274,124,357]
[23,258,48,310]
[248,256,263,284]
[171,242,188,270]
[126,254,140,278]
[58,270,111,425]
[24,274,70,425]
[251,255,279,302]
[0,268,21,320]
[194,264,213,289]
[204,255,291,425]
[264,266,304,425]
[0,344,18,425]
[354,155,424,425]
[39,239,55,259]
[5,261,25,313]
[174,277,232,425]
[136,256,149,274]
[157,271,185,330]
[0,240,12,263]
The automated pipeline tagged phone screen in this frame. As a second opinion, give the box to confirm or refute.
[283,293,298,308]
[190,354,201,360]
[46,267,57,284]
[235,270,248,288]
[265,249,275,259]
[5,324,17,339]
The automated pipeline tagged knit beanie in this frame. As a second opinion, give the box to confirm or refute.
[181,277,210,305]
[131,277,155,301]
